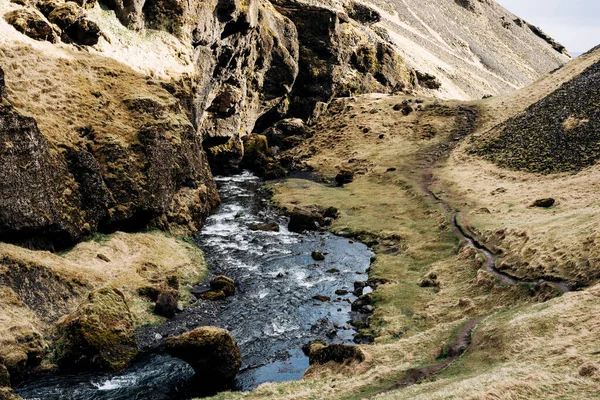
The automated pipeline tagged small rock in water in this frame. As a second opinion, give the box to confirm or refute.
[313,295,331,302]
[311,250,325,261]
[326,268,340,273]
[154,333,163,340]
[335,289,348,295]
[249,222,280,232]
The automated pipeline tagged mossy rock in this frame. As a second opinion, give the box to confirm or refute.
[308,343,365,365]
[210,276,235,296]
[200,290,227,301]
[165,327,241,384]
[4,9,58,43]
[53,287,138,371]
[154,290,178,318]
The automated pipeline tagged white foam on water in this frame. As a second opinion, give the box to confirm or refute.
[92,375,138,391]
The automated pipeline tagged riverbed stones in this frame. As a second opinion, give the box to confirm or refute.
[210,276,235,297]
[165,327,241,384]
[313,295,330,302]
[311,250,325,261]
[53,287,138,371]
[308,343,365,365]
[351,293,373,313]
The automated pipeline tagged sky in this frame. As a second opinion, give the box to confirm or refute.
[496,0,600,54]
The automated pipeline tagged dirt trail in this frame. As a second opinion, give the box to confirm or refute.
[417,106,573,294]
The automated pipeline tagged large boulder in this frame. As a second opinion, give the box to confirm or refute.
[262,118,311,151]
[53,288,138,371]
[3,9,59,43]
[239,134,287,179]
[47,2,83,30]
[0,87,85,249]
[165,327,241,385]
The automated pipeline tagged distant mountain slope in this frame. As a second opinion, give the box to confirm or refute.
[362,0,569,99]
[471,46,600,174]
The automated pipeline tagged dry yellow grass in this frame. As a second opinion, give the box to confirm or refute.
[0,231,207,374]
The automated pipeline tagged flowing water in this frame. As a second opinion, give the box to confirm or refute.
[17,172,372,399]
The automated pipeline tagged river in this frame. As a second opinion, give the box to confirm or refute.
[17,172,372,399]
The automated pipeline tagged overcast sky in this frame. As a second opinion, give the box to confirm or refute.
[497,0,600,54]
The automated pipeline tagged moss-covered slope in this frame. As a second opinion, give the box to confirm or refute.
[471,57,600,174]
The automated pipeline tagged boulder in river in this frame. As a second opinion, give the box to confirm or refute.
[288,207,325,232]
[248,222,280,232]
[308,343,365,365]
[53,287,138,371]
[210,276,235,297]
[311,250,325,261]
[165,327,241,385]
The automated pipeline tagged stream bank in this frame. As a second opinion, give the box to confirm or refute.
[16,172,372,399]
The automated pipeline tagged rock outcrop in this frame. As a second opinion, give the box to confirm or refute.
[271,0,415,120]
[3,8,58,43]
[53,287,138,371]
[0,64,219,249]
[165,327,241,386]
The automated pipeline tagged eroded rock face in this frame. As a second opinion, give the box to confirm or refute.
[271,0,414,120]
[0,67,219,249]
[53,287,138,371]
[0,94,84,248]
[165,327,241,385]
